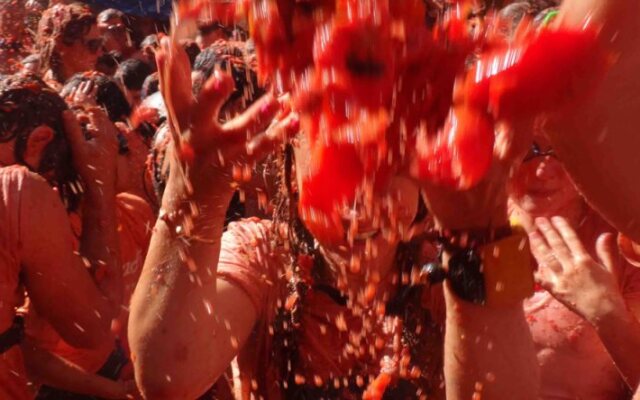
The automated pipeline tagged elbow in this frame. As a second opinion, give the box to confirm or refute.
[135,366,208,400]
[131,334,212,400]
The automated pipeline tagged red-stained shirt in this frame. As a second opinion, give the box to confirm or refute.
[0,166,41,400]
[24,193,154,374]
[217,219,444,400]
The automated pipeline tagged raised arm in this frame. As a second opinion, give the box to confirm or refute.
[128,37,298,399]
[549,0,640,241]
[528,217,640,390]
[418,114,538,398]
[20,108,123,349]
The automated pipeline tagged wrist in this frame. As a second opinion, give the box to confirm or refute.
[164,169,235,209]
[588,292,629,328]
[438,228,534,307]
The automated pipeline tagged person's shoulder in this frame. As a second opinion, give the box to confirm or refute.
[224,218,275,244]
[0,165,51,193]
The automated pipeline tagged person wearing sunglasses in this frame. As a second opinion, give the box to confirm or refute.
[97,8,135,59]
[35,3,104,91]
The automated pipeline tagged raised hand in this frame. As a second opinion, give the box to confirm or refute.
[528,216,625,324]
[65,79,99,110]
[62,108,119,193]
[155,36,298,205]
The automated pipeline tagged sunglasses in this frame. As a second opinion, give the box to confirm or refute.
[107,24,127,36]
[83,38,104,54]
[523,141,556,162]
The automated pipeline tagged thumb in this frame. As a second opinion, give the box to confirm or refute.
[596,232,620,278]
[62,110,85,150]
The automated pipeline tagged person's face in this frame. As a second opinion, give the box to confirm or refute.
[60,24,103,76]
[293,137,420,270]
[509,135,582,217]
[98,16,128,53]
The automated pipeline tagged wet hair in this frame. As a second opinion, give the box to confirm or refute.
[182,41,201,67]
[60,72,131,122]
[36,3,97,82]
[0,73,81,210]
[140,34,159,50]
[141,72,160,100]
[192,41,264,111]
[115,58,153,91]
[97,8,125,24]
[269,144,441,398]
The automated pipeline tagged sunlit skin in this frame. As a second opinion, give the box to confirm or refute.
[0,102,124,398]
[129,0,640,399]
[509,136,583,226]
[98,15,129,54]
[57,25,104,82]
[509,136,640,397]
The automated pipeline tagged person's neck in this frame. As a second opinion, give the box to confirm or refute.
[319,243,398,305]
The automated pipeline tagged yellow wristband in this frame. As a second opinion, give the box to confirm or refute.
[479,230,534,307]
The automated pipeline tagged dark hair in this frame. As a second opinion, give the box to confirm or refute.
[182,41,201,67]
[115,58,153,91]
[0,73,81,210]
[61,72,131,122]
[95,51,122,75]
[140,34,159,50]
[269,144,441,398]
[36,3,96,81]
[192,41,264,110]
[141,72,160,100]
[97,8,125,24]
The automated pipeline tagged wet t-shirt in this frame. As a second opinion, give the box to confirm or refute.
[217,219,443,400]
[25,193,154,374]
[0,166,42,400]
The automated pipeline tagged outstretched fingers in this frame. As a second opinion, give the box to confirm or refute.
[62,110,85,150]
[535,217,573,266]
[596,232,620,281]
[528,228,562,275]
[222,92,282,140]
[246,112,300,161]
[551,216,589,257]
[189,71,236,146]
[157,37,193,137]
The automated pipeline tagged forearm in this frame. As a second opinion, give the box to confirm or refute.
[444,285,539,399]
[592,304,640,389]
[129,177,233,399]
[22,342,124,399]
[550,0,640,242]
[81,188,122,316]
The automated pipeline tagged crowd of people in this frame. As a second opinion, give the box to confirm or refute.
[1,0,640,399]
